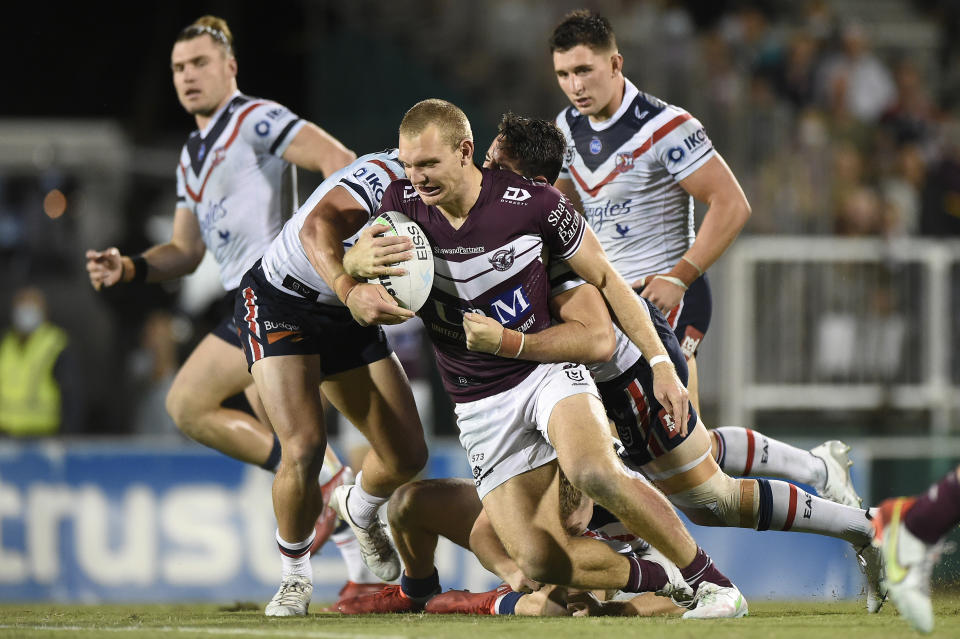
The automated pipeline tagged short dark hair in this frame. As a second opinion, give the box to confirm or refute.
[549,9,616,53]
[496,113,566,184]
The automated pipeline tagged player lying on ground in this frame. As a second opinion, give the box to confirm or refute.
[872,464,960,633]
[338,472,687,617]
[83,14,379,604]
[341,99,748,617]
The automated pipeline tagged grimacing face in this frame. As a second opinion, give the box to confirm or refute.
[398,125,471,208]
[553,44,622,120]
[171,35,237,117]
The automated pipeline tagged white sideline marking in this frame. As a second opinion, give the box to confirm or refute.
[0,625,405,639]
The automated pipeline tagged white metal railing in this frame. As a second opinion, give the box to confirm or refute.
[720,237,960,433]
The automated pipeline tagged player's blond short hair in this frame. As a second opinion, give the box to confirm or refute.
[399,99,473,150]
[177,15,234,58]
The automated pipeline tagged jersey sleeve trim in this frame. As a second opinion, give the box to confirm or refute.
[555,219,585,261]
[339,180,374,214]
[672,146,715,182]
[268,118,306,157]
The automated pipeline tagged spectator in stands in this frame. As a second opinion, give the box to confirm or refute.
[819,22,896,124]
[0,287,81,436]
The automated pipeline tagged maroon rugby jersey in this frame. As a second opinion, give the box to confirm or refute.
[377,168,584,402]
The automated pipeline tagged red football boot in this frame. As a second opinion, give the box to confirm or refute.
[424,584,511,615]
[309,466,352,556]
[338,584,426,614]
[319,580,388,612]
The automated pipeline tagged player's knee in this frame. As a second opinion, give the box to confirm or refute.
[165,382,202,435]
[670,471,750,528]
[563,463,616,505]
[278,433,327,475]
[387,481,425,528]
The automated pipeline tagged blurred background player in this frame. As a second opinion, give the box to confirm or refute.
[548,9,865,530]
[82,15,380,607]
[872,465,960,633]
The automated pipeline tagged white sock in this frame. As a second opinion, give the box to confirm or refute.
[346,471,389,529]
[714,426,825,487]
[754,478,872,545]
[333,523,381,583]
[276,529,315,579]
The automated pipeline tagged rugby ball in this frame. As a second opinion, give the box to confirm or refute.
[368,210,435,312]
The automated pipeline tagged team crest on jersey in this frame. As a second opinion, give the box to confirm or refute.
[616,152,635,173]
[488,247,515,271]
[589,137,602,155]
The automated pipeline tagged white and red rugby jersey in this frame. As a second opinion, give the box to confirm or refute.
[176,91,305,290]
[556,79,715,281]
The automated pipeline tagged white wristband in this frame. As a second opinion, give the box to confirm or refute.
[648,354,671,368]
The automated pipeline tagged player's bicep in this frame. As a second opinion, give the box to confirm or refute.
[300,185,369,245]
[677,154,748,209]
[563,225,614,289]
[170,207,206,262]
[283,122,356,176]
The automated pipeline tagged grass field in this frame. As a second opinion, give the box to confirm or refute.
[2,595,959,639]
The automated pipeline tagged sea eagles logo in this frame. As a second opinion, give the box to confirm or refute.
[616,152,635,173]
[488,247,515,271]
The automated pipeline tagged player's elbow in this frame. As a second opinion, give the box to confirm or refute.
[580,321,616,363]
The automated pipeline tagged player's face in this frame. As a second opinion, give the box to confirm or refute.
[399,125,470,207]
[553,44,622,119]
[482,136,523,175]
[171,35,237,117]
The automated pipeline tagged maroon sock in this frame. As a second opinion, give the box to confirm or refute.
[624,555,668,593]
[904,470,960,544]
[679,547,733,589]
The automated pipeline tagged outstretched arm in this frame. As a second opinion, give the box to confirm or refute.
[85,206,206,289]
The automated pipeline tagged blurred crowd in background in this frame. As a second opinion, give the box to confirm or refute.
[1,0,959,439]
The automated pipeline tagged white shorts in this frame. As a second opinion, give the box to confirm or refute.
[455,362,599,499]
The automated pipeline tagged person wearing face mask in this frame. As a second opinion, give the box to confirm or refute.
[0,287,77,436]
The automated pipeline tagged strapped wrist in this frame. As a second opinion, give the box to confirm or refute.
[131,254,148,283]
[668,256,701,287]
[495,329,524,358]
[648,354,672,368]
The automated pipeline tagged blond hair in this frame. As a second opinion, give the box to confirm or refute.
[176,15,234,57]
[399,99,472,149]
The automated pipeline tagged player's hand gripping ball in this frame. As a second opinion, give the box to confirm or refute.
[367,211,435,312]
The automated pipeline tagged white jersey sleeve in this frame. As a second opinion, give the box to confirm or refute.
[652,114,715,182]
[259,150,405,306]
[237,101,307,158]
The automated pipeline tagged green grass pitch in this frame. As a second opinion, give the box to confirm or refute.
[2,595,959,638]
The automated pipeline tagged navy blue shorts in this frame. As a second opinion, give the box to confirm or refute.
[598,300,698,467]
[635,274,712,359]
[212,288,242,348]
[234,261,391,376]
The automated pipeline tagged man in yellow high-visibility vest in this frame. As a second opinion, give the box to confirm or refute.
[0,287,69,436]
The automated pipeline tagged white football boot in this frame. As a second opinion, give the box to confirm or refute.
[810,440,863,508]
[265,574,312,617]
[681,582,749,619]
[330,484,401,582]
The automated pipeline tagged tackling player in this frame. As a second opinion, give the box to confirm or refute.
[548,9,868,554]
[357,98,747,617]
[83,15,379,608]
